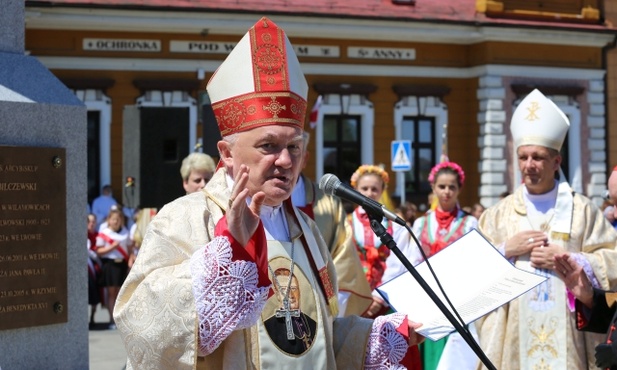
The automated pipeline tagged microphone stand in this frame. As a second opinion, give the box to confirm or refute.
[367,213,497,370]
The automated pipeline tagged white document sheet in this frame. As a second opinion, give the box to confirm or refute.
[376,229,547,341]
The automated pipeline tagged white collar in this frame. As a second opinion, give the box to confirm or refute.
[291,174,306,207]
[260,204,289,241]
[523,180,558,214]
[522,179,573,234]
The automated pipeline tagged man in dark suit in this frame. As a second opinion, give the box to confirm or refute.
[555,252,617,369]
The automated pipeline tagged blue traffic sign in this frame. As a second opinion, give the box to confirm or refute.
[391,140,412,172]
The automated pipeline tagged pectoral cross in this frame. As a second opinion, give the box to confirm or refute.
[275,297,301,340]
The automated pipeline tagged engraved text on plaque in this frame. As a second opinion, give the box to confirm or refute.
[0,146,67,330]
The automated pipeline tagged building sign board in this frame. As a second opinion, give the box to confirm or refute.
[169,41,339,58]
[294,45,340,58]
[348,47,416,60]
[170,41,236,54]
[83,38,161,52]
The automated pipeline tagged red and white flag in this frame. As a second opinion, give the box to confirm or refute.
[309,95,323,129]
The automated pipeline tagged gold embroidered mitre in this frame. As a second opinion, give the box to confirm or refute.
[511,89,570,151]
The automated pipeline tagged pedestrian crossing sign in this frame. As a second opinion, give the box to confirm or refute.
[391,140,412,172]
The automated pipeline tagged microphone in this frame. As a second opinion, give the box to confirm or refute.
[319,173,406,226]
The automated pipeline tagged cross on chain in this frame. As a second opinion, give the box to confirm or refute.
[275,297,301,340]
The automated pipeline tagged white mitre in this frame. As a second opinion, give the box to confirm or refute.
[510,88,570,151]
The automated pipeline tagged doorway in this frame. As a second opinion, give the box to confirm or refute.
[138,107,190,209]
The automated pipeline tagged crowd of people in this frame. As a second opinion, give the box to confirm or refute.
[86,151,215,329]
[79,16,617,370]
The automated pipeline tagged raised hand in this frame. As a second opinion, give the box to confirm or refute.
[554,253,593,307]
[227,165,266,246]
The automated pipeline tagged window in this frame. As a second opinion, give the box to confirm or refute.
[401,116,437,207]
[87,111,101,205]
[314,94,375,181]
[559,131,570,181]
[558,104,582,192]
[393,94,448,209]
[136,90,198,151]
[72,89,112,207]
[322,114,362,183]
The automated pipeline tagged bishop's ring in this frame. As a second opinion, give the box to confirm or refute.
[528,237,535,244]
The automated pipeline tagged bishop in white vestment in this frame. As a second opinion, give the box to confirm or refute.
[476,89,617,370]
[114,16,422,370]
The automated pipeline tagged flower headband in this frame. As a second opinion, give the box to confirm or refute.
[350,164,390,188]
[428,161,465,186]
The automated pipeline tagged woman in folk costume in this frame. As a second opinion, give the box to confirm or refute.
[114,17,424,369]
[410,161,479,370]
[348,165,410,310]
[96,207,129,329]
[348,164,423,370]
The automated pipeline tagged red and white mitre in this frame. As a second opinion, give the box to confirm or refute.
[206,17,308,137]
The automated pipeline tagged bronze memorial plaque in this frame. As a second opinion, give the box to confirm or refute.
[0,146,67,330]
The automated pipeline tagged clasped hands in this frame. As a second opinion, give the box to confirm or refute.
[505,231,565,270]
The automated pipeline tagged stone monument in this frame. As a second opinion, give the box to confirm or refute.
[0,0,88,368]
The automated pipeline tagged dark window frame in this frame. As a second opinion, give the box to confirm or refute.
[322,113,362,186]
[87,110,101,206]
[401,115,437,208]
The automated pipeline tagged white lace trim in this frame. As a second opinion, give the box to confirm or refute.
[364,313,409,370]
[190,236,270,356]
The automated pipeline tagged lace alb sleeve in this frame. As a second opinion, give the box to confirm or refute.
[189,235,270,356]
[364,312,409,369]
[570,252,601,288]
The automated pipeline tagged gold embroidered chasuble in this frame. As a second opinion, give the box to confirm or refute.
[300,174,373,316]
[476,184,617,370]
[114,169,373,370]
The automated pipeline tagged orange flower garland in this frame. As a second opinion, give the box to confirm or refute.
[350,165,390,189]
